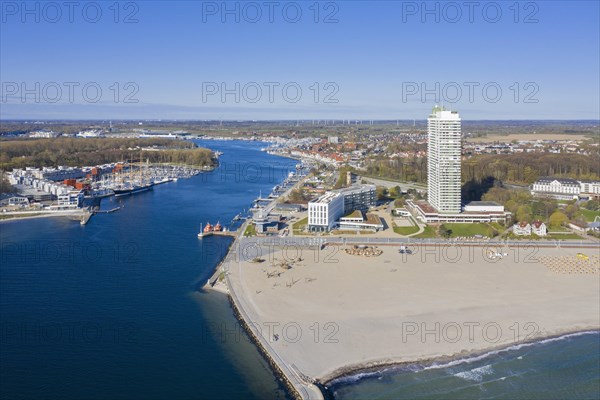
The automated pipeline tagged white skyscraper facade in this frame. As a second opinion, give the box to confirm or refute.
[427,106,462,213]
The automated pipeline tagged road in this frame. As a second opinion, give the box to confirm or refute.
[238,236,600,249]
[358,175,427,192]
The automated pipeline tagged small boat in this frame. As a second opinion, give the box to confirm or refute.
[198,222,214,238]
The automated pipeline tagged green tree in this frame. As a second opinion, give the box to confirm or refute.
[439,224,452,238]
[549,211,568,227]
[389,185,401,198]
[375,186,387,201]
[565,203,581,219]
[516,205,532,222]
[0,173,13,194]
[584,199,599,211]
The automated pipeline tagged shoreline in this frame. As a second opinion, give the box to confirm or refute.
[199,151,324,398]
[226,291,322,400]
[0,210,86,223]
[321,328,600,389]
[202,236,323,399]
[224,242,599,399]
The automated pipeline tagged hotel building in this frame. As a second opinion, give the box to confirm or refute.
[408,106,512,224]
[307,184,377,231]
[427,106,462,213]
[531,177,600,200]
[307,192,344,231]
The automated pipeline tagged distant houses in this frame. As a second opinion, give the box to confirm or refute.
[512,220,547,237]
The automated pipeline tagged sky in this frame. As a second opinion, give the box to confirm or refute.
[1,0,599,120]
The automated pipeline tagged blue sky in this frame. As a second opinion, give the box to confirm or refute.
[1,0,599,120]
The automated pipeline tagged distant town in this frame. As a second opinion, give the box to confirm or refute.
[1,116,599,239]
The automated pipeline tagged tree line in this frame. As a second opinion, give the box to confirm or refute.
[363,153,599,185]
[0,138,215,170]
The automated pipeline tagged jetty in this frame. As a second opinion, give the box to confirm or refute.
[206,224,324,399]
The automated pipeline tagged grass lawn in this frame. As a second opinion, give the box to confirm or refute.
[392,218,420,235]
[413,226,437,238]
[489,222,505,231]
[331,230,376,235]
[291,217,310,235]
[393,225,420,235]
[547,225,571,232]
[507,232,583,240]
[292,217,308,231]
[243,223,256,237]
[546,233,583,240]
[444,223,497,238]
[0,213,44,220]
[581,209,600,222]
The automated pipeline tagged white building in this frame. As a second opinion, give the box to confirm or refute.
[409,107,512,224]
[409,199,511,224]
[579,180,600,198]
[427,106,462,213]
[308,192,344,231]
[531,220,547,236]
[513,222,532,236]
[29,130,59,138]
[57,190,83,207]
[0,194,29,207]
[531,177,581,199]
[338,210,384,231]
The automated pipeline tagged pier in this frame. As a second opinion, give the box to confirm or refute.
[198,230,238,238]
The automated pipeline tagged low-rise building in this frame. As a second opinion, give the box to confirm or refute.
[463,201,506,213]
[0,194,30,207]
[338,211,384,231]
[531,220,547,236]
[408,200,512,224]
[531,177,600,200]
[513,222,532,236]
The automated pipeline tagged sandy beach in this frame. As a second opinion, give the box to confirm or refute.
[224,241,600,387]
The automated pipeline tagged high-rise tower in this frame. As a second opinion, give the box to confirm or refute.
[427,106,462,213]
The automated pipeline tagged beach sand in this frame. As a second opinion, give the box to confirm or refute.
[225,242,600,384]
